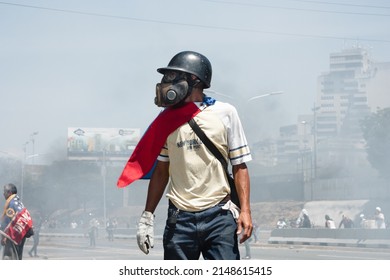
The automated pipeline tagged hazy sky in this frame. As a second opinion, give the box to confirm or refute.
[1,0,390,161]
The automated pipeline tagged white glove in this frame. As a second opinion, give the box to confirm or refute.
[222,200,241,221]
[137,211,154,254]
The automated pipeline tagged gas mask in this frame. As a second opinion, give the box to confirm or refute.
[154,71,190,107]
[155,81,189,107]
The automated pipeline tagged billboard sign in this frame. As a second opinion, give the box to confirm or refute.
[67,127,140,160]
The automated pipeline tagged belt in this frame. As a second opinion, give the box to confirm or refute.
[220,194,231,204]
[168,194,231,208]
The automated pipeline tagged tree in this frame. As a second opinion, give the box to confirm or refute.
[360,107,390,179]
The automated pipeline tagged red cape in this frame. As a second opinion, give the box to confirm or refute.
[117,102,201,187]
[4,208,33,245]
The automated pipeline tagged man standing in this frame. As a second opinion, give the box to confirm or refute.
[88,216,99,248]
[28,213,42,257]
[118,51,253,260]
[1,183,33,260]
[325,215,336,229]
[297,209,311,228]
[375,207,386,229]
[338,214,354,228]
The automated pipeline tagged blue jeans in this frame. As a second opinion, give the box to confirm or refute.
[163,201,239,260]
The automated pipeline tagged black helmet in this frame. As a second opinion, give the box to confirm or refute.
[157,51,212,88]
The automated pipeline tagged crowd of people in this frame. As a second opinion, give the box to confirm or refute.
[0,181,387,260]
[0,182,123,259]
[275,206,387,229]
[332,207,387,229]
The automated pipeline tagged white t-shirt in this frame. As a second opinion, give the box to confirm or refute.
[376,213,386,229]
[158,101,252,212]
[326,220,336,229]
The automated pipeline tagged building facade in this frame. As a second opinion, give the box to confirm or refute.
[250,46,390,201]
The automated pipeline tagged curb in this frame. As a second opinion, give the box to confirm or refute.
[268,237,390,249]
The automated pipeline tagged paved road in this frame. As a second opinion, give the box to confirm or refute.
[23,234,159,260]
[20,234,390,260]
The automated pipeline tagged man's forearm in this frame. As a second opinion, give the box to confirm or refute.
[233,163,251,213]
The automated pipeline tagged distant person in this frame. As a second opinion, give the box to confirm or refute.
[359,214,367,228]
[28,213,42,257]
[242,236,252,259]
[325,215,336,229]
[88,216,99,247]
[106,218,117,241]
[276,218,287,229]
[297,209,311,228]
[252,220,260,243]
[338,214,354,228]
[374,207,386,229]
[71,221,78,229]
[1,183,33,260]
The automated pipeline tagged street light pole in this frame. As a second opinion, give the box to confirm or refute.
[204,90,284,102]
[101,149,107,227]
[21,153,40,200]
[301,120,313,200]
[21,131,38,200]
[246,91,284,102]
[100,135,123,227]
[21,141,29,200]
[312,104,320,180]
[203,89,235,100]
[30,131,39,165]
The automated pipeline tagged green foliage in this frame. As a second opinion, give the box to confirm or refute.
[360,107,390,179]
